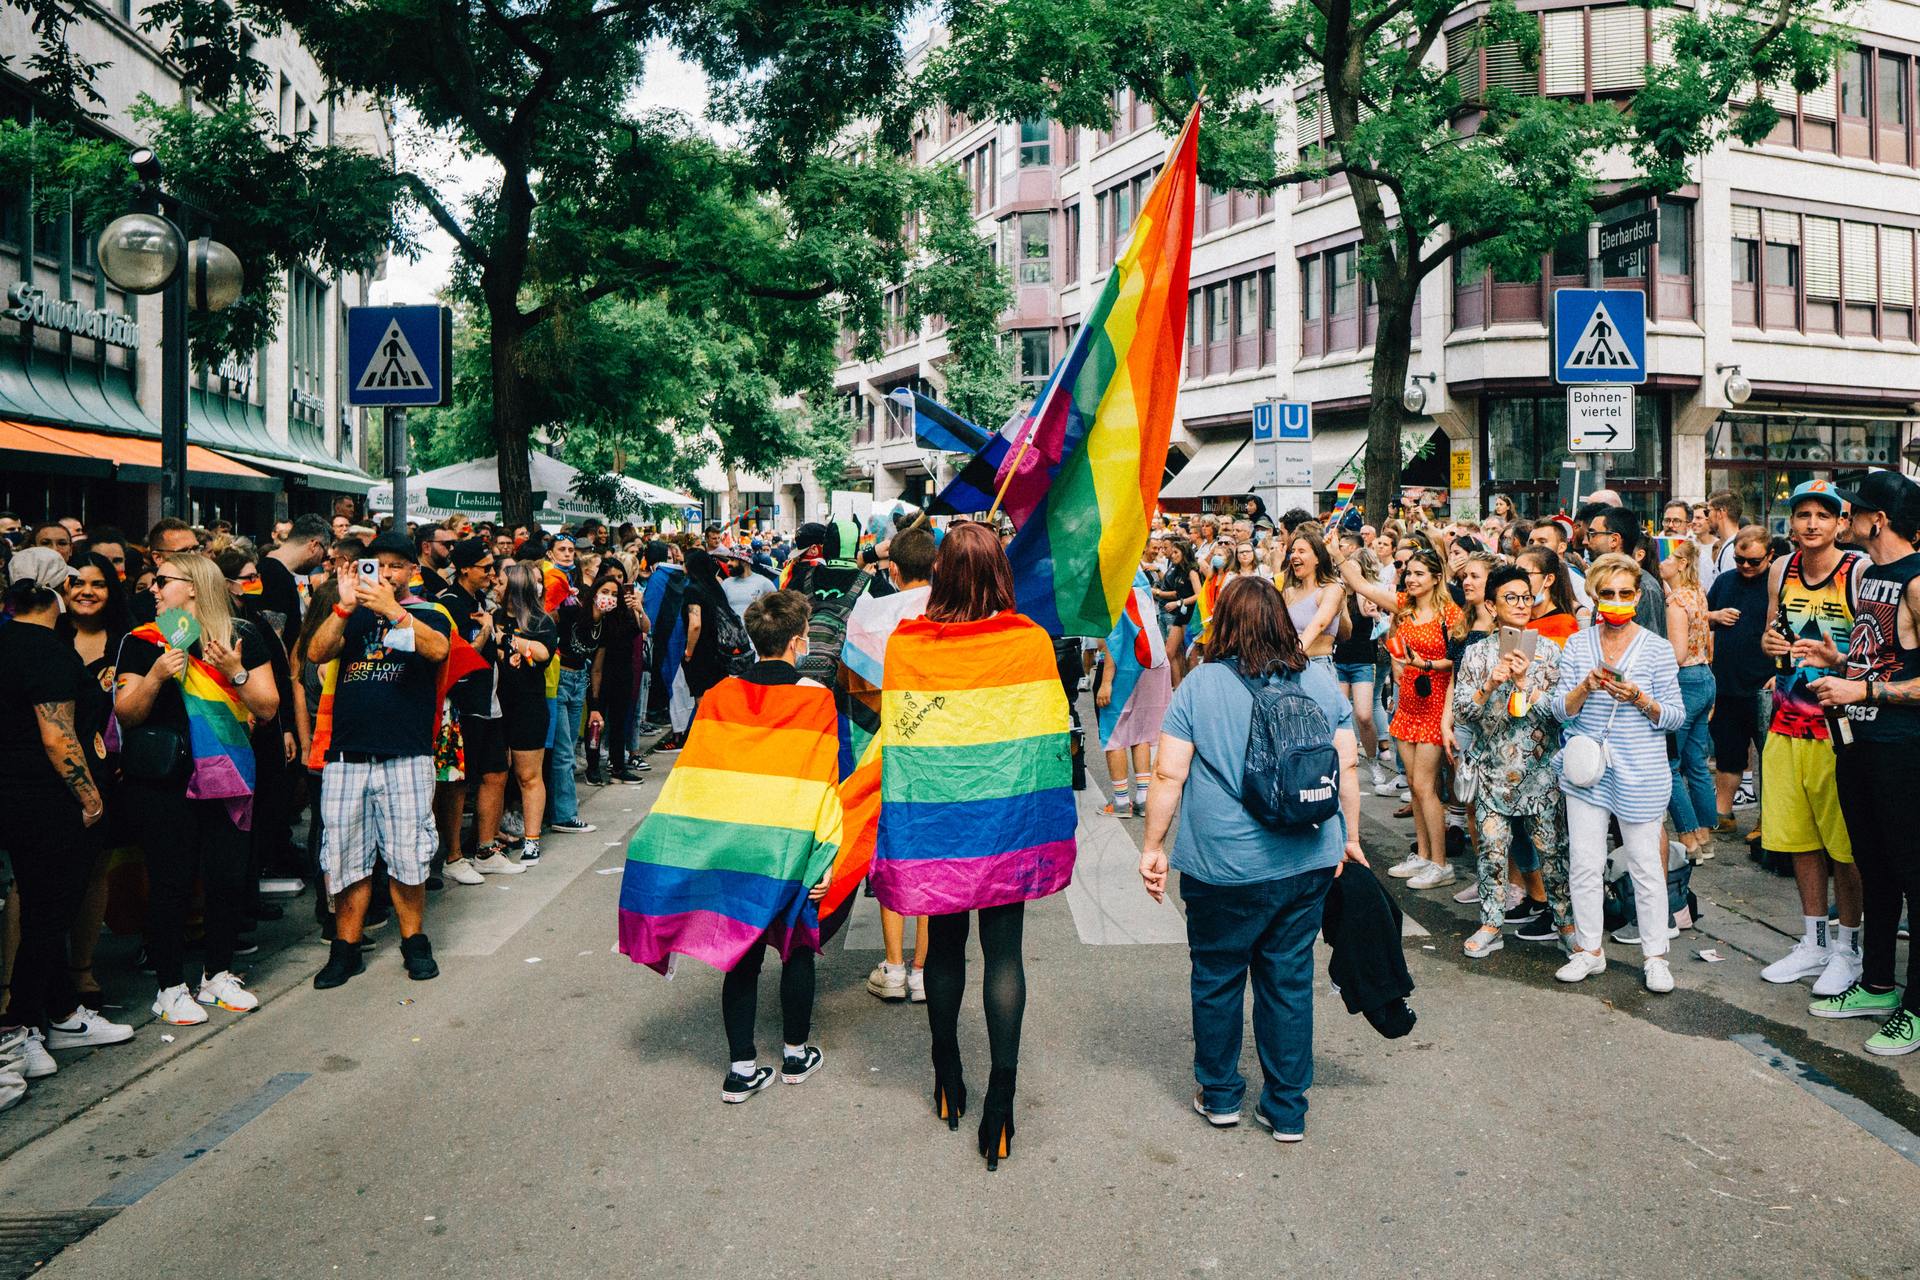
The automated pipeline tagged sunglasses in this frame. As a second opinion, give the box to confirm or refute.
[231,572,262,583]
[1735,555,1767,567]
[154,574,191,586]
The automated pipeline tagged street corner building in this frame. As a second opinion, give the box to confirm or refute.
[618,678,845,975]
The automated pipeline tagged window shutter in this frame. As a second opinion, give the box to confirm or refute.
[1804,217,1840,299]
[1761,79,1798,113]
[1730,205,1761,240]
[1802,77,1836,120]
[1486,39,1536,94]
[1651,15,1676,68]
[1843,222,1878,302]
[1447,27,1480,96]
[1317,92,1332,141]
[1763,209,1800,245]
[1295,92,1320,146]
[1543,11,1585,95]
[1589,8,1647,92]
[1882,228,1915,306]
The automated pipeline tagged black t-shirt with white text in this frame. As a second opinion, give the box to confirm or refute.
[326,603,452,758]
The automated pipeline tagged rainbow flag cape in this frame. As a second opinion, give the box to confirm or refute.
[933,106,1200,637]
[1096,571,1167,744]
[618,676,845,974]
[1195,571,1223,643]
[125,622,257,830]
[820,585,931,919]
[868,613,1076,917]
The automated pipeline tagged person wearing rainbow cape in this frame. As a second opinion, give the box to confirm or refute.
[618,590,843,1104]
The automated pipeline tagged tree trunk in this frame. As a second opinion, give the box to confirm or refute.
[725,464,741,532]
[1362,287,1415,524]
[488,304,536,530]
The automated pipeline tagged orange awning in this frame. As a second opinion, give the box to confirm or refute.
[0,419,276,490]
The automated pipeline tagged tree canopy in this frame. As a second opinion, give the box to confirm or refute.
[925,0,1846,510]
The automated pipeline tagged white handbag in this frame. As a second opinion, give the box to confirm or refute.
[1563,632,1646,789]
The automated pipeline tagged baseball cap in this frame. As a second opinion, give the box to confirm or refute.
[367,531,417,559]
[8,546,77,608]
[1788,479,1844,513]
[449,538,493,571]
[1833,469,1920,517]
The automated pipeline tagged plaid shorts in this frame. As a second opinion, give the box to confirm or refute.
[320,755,439,892]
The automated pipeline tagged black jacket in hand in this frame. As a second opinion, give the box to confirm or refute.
[1321,863,1417,1039]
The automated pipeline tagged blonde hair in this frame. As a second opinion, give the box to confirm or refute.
[168,551,236,650]
[1586,552,1644,597]
[1664,538,1702,593]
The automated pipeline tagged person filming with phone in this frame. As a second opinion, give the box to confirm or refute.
[301,532,451,990]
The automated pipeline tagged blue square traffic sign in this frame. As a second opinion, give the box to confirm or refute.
[346,305,452,407]
[1253,400,1312,442]
[1553,289,1645,385]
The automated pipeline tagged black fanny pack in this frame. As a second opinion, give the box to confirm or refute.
[121,723,189,782]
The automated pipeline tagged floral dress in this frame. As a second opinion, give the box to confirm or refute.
[1387,598,1462,745]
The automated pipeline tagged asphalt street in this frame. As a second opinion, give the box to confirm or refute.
[4,717,1918,1279]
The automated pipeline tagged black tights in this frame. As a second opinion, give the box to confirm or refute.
[720,946,815,1062]
[924,903,1026,1073]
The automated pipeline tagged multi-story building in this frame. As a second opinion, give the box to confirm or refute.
[728,13,1920,537]
[0,4,388,534]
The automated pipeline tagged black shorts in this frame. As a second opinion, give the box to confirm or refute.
[1709,686,1765,773]
[462,713,509,776]
[499,691,552,754]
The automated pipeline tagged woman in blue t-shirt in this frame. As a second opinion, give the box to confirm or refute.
[1138,576,1365,1142]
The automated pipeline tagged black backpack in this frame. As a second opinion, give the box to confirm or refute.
[710,598,756,677]
[1230,667,1341,831]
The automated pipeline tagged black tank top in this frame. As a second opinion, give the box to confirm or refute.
[1843,552,1920,743]
[1332,592,1377,665]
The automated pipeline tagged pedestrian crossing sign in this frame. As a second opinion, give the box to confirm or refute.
[347,305,453,407]
[1553,289,1645,385]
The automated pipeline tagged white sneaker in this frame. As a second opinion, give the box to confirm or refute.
[1408,862,1457,890]
[1393,775,1410,792]
[1811,945,1863,997]
[1452,884,1480,905]
[865,963,908,1001]
[0,1067,24,1113]
[197,971,259,1013]
[472,851,526,876]
[1369,761,1398,797]
[1555,950,1608,983]
[45,1005,135,1048]
[907,966,926,1004]
[1644,957,1675,993]
[152,984,209,1026]
[444,858,487,886]
[1761,939,1831,985]
[1386,854,1428,879]
[0,1028,56,1078]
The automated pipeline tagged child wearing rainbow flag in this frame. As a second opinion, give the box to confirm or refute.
[618,590,843,1103]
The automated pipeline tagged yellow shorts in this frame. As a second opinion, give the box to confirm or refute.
[1760,734,1853,862]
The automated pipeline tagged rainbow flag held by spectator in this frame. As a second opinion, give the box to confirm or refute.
[124,622,257,830]
[618,676,845,974]
[868,612,1077,917]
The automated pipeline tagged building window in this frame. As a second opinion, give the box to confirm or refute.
[1061,125,1078,168]
[882,287,910,348]
[288,269,328,430]
[1063,203,1080,285]
[1484,393,1670,515]
[1095,166,1160,270]
[961,142,996,215]
[1187,268,1276,378]
[1747,45,1917,166]
[1452,196,1694,329]
[1003,211,1051,284]
[1707,413,1904,535]
[1018,117,1050,167]
[1016,329,1052,385]
[1732,204,1915,340]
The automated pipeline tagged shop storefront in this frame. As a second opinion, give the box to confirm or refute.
[1706,409,1915,536]
[1481,390,1673,519]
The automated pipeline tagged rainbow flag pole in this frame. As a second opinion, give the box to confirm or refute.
[948,103,1202,637]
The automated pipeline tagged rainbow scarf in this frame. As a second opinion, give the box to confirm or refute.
[868,612,1077,917]
[126,622,256,830]
[959,107,1198,637]
[618,675,845,974]
[1195,572,1223,644]
[1096,571,1167,744]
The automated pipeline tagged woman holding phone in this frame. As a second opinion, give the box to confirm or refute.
[1550,554,1686,993]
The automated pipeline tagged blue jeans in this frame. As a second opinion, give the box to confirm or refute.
[549,666,589,824]
[1180,865,1336,1131]
[1668,665,1718,834]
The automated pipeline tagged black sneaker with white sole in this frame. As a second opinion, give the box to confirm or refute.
[781,1045,824,1085]
[1514,914,1562,943]
[548,818,597,834]
[1505,900,1550,931]
[722,1065,777,1103]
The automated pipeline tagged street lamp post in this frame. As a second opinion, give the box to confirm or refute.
[96,149,244,521]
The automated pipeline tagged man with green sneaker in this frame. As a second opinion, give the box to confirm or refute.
[1809,470,1920,1056]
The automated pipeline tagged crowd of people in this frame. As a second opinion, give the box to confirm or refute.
[2,473,1917,1151]
[0,502,820,1109]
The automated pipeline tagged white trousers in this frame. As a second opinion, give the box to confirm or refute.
[1565,792,1670,958]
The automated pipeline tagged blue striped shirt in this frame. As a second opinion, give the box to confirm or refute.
[1551,627,1685,822]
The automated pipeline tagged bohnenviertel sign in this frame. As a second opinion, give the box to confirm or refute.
[6,283,141,350]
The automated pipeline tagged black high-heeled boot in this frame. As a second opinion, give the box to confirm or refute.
[977,1067,1016,1171]
[932,1051,967,1130]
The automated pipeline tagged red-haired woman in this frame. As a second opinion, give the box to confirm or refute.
[870,521,1077,1170]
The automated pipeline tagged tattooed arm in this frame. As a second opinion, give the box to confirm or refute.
[36,699,103,826]
[1814,576,1920,708]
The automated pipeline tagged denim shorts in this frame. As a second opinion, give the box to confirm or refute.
[1334,661,1376,687]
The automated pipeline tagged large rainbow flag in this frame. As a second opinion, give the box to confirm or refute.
[868,613,1076,917]
[123,622,257,830]
[618,676,845,974]
[937,106,1200,637]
